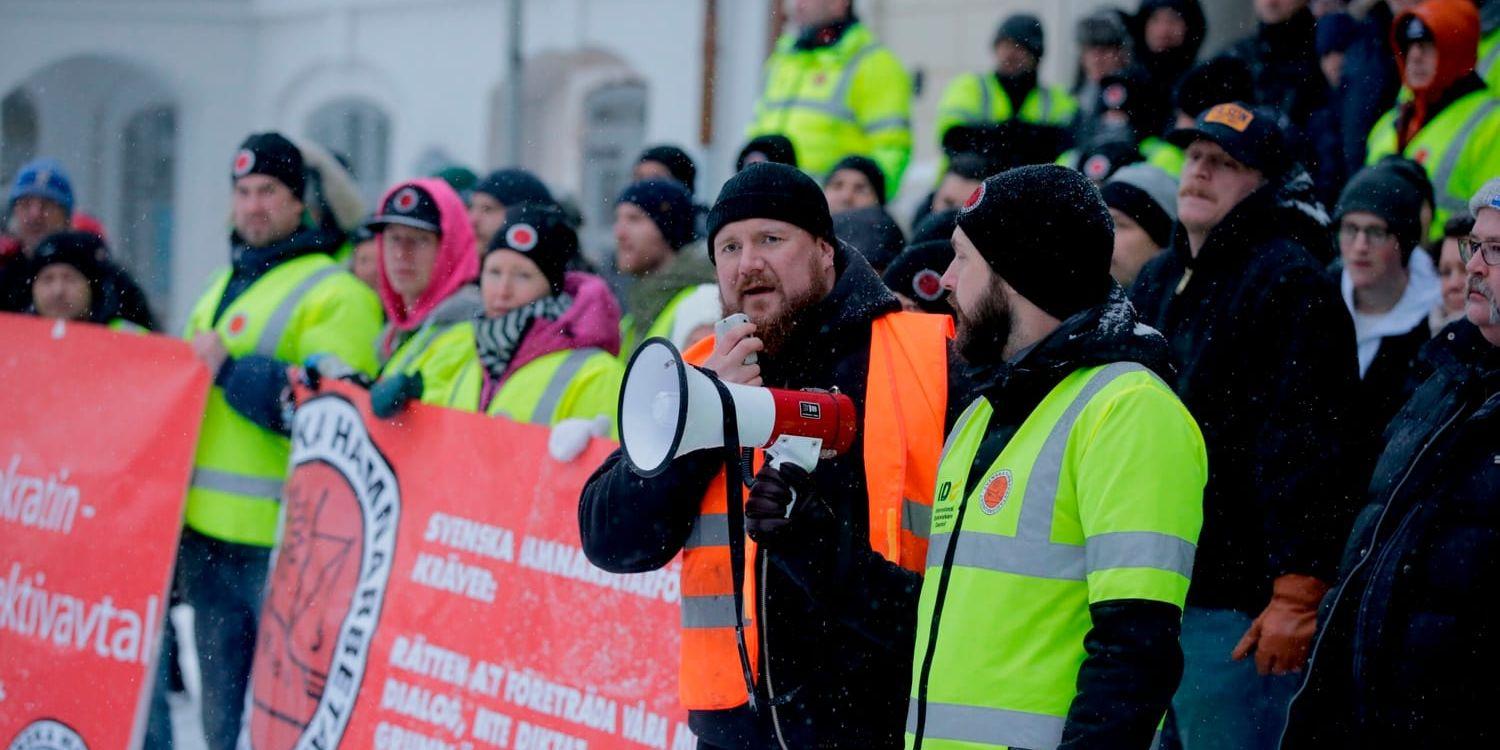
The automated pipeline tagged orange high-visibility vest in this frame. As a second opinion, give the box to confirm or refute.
[677,311,951,710]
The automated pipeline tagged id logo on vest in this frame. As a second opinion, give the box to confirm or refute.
[7,720,87,750]
[980,469,1012,515]
[246,394,400,750]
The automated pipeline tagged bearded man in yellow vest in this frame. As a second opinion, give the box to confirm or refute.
[907,166,1205,750]
[150,132,382,750]
[581,162,970,749]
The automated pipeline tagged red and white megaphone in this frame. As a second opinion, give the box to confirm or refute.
[619,337,857,477]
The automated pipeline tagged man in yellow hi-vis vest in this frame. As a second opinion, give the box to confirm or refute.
[745,0,913,196]
[907,165,1206,750]
[935,13,1080,149]
[147,133,382,750]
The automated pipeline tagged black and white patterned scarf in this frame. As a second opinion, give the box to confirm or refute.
[473,293,573,380]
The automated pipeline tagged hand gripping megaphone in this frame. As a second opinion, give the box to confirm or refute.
[619,337,858,477]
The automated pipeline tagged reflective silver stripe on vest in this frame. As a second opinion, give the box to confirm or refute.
[190,467,283,501]
[930,363,1153,578]
[863,115,910,132]
[1038,87,1054,122]
[255,265,342,358]
[938,398,986,467]
[978,72,994,121]
[902,497,932,539]
[1086,530,1196,578]
[908,700,1163,750]
[1432,99,1500,213]
[1480,40,1500,81]
[760,43,883,124]
[686,512,730,549]
[681,594,741,628]
[529,348,602,425]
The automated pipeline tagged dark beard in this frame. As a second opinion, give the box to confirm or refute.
[953,279,1013,365]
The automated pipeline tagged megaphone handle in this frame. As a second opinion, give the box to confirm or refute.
[699,367,760,712]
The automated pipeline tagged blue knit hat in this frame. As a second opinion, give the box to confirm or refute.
[618,179,699,250]
[9,158,75,214]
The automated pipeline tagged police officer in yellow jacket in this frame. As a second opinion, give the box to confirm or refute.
[935,14,1080,149]
[907,166,1206,750]
[746,0,912,195]
[157,133,382,750]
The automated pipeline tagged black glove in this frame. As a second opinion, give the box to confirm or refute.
[370,371,424,418]
[746,463,817,547]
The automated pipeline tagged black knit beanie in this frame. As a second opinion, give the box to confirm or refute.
[995,13,1045,58]
[1174,57,1254,118]
[955,165,1113,320]
[473,169,555,208]
[31,231,107,281]
[637,145,697,194]
[232,132,305,197]
[833,206,905,271]
[884,210,960,315]
[485,203,576,295]
[736,135,798,172]
[827,155,887,206]
[706,162,833,255]
[1335,164,1425,262]
[618,179,699,251]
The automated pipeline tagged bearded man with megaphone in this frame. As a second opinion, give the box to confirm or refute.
[581,162,969,750]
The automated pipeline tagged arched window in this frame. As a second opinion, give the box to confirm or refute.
[579,82,648,257]
[306,98,391,205]
[118,105,176,304]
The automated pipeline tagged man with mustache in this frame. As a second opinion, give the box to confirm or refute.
[906,165,1205,750]
[580,162,961,748]
[1130,102,1362,750]
[1281,180,1500,746]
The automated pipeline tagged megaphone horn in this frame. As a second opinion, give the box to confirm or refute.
[619,337,857,477]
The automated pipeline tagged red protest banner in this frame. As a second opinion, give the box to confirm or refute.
[247,380,692,750]
[0,314,210,750]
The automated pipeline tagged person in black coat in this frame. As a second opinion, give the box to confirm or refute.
[1130,102,1362,750]
[1281,178,1500,748]
[578,164,970,750]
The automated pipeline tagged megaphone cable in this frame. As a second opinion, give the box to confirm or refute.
[698,366,760,713]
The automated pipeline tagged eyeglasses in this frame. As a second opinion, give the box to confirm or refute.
[1459,237,1500,266]
[1338,222,1392,245]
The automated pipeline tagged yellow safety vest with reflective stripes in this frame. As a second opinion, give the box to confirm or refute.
[907,362,1206,750]
[935,72,1078,146]
[747,23,913,193]
[619,284,700,364]
[431,324,623,435]
[1366,89,1500,242]
[183,253,382,548]
[1480,29,1500,91]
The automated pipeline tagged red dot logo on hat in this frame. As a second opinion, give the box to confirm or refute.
[913,269,944,302]
[1084,154,1112,180]
[392,187,420,213]
[961,182,986,213]
[1103,83,1128,110]
[506,223,538,252]
[1414,148,1430,165]
[233,149,256,178]
[228,312,248,336]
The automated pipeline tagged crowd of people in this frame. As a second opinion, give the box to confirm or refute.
[3,0,1499,748]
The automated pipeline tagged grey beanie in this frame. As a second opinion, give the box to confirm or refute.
[1470,177,1500,217]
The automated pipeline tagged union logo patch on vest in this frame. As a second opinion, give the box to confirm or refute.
[980,469,1012,515]
[227,312,249,337]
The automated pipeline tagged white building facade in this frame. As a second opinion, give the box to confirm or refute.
[0,0,1250,328]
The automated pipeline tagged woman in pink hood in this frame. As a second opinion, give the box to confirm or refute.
[409,203,624,447]
[368,177,483,382]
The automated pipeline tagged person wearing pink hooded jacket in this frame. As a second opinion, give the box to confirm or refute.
[367,177,484,386]
[381,202,625,460]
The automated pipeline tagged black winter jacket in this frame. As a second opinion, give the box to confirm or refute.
[1282,321,1500,748]
[912,286,1190,750]
[1130,181,1362,614]
[579,246,969,749]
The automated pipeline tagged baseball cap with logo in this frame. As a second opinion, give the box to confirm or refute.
[1167,101,1289,177]
[368,183,443,234]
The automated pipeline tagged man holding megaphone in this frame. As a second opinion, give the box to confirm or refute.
[906,165,1206,750]
[581,162,965,749]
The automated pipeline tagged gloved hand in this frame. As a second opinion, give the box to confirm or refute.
[548,416,612,462]
[745,463,821,547]
[369,371,424,419]
[300,354,373,390]
[1231,573,1330,675]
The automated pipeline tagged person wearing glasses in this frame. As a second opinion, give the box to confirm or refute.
[1330,163,1441,469]
[1282,178,1500,747]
